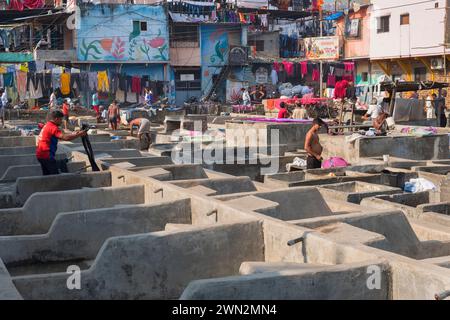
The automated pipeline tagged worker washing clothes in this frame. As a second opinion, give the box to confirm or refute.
[362,98,383,125]
[36,110,87,175]
[129,117,152,150]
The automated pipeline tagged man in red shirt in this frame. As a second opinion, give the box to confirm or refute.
[62,99,70,130]
[278,102,290,119]
[36,110,86,175]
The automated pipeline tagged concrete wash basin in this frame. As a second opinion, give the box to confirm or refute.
[318,181,402,204]
[11,220,265,299]
[223,187,364,221]
[130,164,208,181]
[170,177,258,196]
[1,198,192,279]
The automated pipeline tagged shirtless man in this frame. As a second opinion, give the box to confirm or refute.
[108,100,120,130]
[304,118,327,169]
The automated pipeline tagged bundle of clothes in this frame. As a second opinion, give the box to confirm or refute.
[400,126,438,137]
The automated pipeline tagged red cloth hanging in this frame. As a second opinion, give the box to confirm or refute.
[273,62,280,72]
[8,0,24,10]
[282,61,294,77]
[23,0,45,9]
[131,76,141,93]
[312,68,320,81]
[300,61,308,77]
[327,75,336,87]
[344,62,355,72]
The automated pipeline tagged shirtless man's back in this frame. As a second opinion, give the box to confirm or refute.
[304,118,326,169]
[108,101,120,130]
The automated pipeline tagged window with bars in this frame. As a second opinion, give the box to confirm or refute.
[170,24,199,48]
[377,15,390,33]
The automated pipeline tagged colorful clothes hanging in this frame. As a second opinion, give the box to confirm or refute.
[312,68,320,81]
[60,72,71,95]
[97,71,109,92]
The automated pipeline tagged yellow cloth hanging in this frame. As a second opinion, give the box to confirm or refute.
[97,71,109,92]
[0,66,6,74]
[19,63,28,72]
[60,73,71,95]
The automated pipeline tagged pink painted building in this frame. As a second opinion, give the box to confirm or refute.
[336,5,372,86]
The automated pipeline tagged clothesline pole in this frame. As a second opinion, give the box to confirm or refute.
[319,9,323,98]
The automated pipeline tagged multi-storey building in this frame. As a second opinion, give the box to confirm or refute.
[369,0,450,85]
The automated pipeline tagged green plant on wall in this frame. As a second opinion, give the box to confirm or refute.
[80,39,102,60]
[210,40,226,64]
[129,39,138,60]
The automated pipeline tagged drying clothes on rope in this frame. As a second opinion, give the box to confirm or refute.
[70,73,82,91]
[115,88,126,102]
[344,62,355,72]
[16,71,27,100]
[335,66,345,77]
[327,75,336,87]
[271,69,278,85]
[312,68,320,81]
[80,72,89,93]
[3,72,14,87]
[42,73,53,96]
[8,0,24,10]
[109,72,119,94]
[300,61,308,77]
[27,61,36,73]
[131,76,141,94]
[282,62,294,77]
[277,69,287,83]
[119,75,133,92]
[97,71,109,92]
[88,72,98,91]
[60,72,71,95]
[51,67,62,88]
[260,14,268,27]
[27,74,43,99]
[126,90,137,103]
[23,0,45,9]
[273,62,280,72]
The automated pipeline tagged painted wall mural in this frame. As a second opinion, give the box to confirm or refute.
[77,5,169,62]
[200,25,230,92]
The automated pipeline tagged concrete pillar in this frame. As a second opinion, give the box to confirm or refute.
[241,26,248,46]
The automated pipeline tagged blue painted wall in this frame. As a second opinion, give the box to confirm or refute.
[200,25,230,92]
[77,4,169,63]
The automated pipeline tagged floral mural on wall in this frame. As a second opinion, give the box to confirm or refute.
[77,5,169,62]
[201,25,230,93]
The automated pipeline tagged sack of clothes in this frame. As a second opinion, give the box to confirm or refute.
[404,178,436,193]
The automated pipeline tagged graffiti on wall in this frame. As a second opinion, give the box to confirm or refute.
[201,25,229,91]
[77,5,169,62]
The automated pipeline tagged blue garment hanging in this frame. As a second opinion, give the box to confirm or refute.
[324,12,344,21]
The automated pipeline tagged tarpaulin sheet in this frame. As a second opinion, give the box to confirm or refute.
[393,98,426,122]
